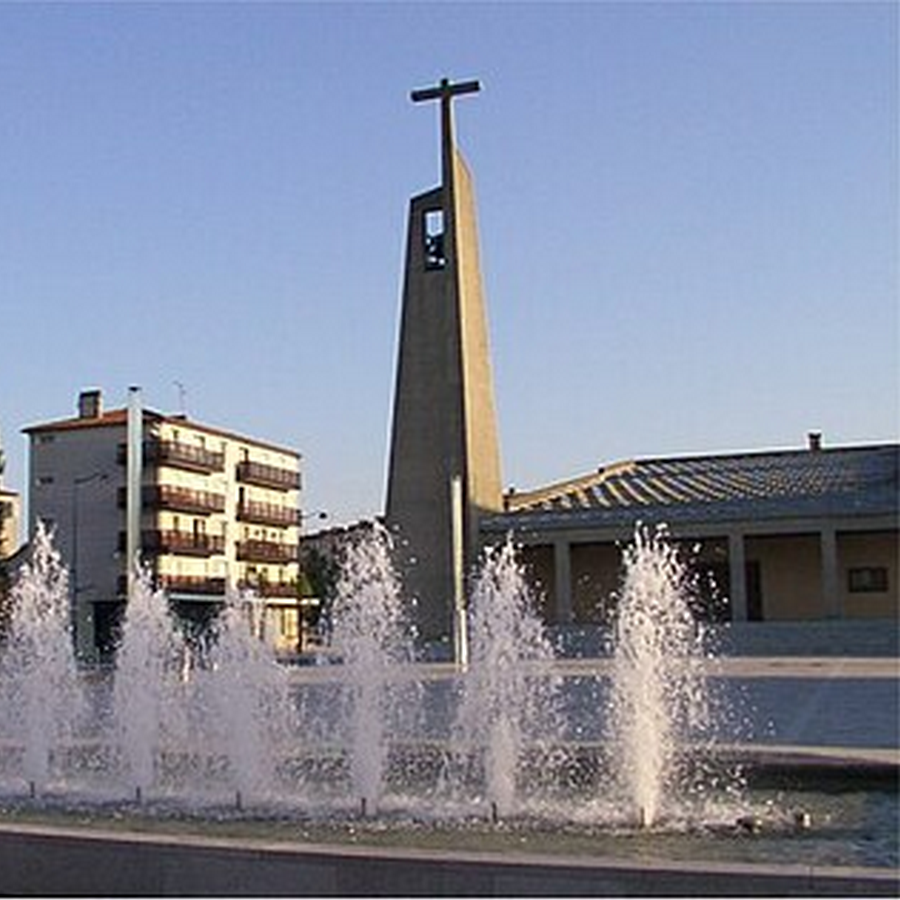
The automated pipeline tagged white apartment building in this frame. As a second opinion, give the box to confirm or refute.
[25,389,303,660]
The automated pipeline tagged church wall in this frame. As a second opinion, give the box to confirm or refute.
[453,150,503,516]
[745,534,822,620]
[838,530,898,619]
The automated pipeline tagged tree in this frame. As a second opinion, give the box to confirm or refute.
[300,547,340,633]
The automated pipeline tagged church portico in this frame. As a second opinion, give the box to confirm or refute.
[483,467,898,627]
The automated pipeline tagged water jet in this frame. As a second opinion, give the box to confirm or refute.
[0,524,894,876]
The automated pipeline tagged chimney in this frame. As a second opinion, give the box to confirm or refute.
[78,389,102,419]
[808,431,822,452]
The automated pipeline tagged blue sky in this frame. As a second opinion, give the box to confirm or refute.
[1,1,897,528]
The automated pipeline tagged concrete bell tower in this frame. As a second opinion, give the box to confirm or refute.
[385,78,503,648]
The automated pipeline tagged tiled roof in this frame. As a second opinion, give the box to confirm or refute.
[485,444,899,530]
[23,408,300,458]
[23,408,151,433]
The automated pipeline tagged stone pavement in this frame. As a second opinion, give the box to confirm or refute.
[291,654,899,758]
[725,661,898,754]
[551,656,900,754]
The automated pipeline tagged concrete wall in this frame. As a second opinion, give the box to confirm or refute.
[0,823,895,896]
[839,531,898,619]
[385,153,502,642]
[29,422,125,656]
[385,187,460,639]
[746,534,821,620]
[453,148,503,520]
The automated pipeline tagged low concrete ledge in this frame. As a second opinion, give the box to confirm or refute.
[0,822,897,897]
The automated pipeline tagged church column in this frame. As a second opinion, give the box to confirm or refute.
[553,538,573,624]
[728,530,748,622]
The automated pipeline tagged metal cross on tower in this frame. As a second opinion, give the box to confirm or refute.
[411,78,481,189]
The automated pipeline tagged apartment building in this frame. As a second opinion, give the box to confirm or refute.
[24,389,303,660]
[0,488,19,562]
[0,430,20,562]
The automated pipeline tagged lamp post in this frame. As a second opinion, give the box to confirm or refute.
[71,471,108,657]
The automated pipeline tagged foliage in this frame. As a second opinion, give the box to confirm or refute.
[300,547,340,629]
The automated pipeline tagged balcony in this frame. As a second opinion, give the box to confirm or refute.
[118,485,226,515]
[238,580,298,599]
[165,575,228,596]
[236,499,300,528]
[119,529,225,557]
[236,539,299,564]
[118,440,225,474]
[117,574,226,597]
[236,460,300,491]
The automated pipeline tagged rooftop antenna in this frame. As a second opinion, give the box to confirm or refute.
[173,380,187,417]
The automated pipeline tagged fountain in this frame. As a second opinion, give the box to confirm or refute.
[0,523,85,795]
[449,537,563,819]
[0,523,895,877]
[607,525,724,828]
[327,523,419,814]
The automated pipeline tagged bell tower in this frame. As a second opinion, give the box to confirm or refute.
[385,78,503,648]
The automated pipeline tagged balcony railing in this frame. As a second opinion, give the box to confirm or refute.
[238,580,298,598]
[156,575,226,596]
[118,440,225,474]
[119,530,225,557]
[236,499,300,528]
[117,574,226,597]
[117,485,226,515]
[236,461,300,491]
[236,540,299,564]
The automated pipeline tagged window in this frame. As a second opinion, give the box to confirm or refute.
[424,208,446,270]
[848,567,889,593]
[37,475,55,486]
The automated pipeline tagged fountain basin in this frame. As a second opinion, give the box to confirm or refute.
[3,526,896,893]
[0,787,896,898]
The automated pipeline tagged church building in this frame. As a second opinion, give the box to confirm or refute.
[383,78,898,644]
